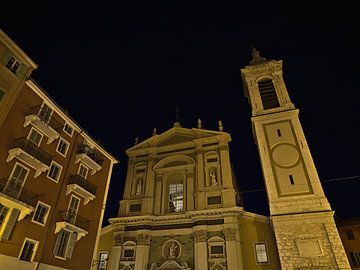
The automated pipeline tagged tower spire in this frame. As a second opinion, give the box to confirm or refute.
[249,47,267,65]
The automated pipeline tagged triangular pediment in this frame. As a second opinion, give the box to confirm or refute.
[126,126,229,153]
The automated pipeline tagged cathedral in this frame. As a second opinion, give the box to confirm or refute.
[93,50,351,269]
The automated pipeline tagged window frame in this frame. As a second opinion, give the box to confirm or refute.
[253,242,270,264]
[31,201,51,226]
[168,182,184,213]
[47,160,63,183]
[0,204,9,229]
[18,238,39,262]
[37,102,53,124]
[6,56,21,74]
[27,127,44,147]
[78,163,89,179]
[54,229,76,260]
[63,123,74,137]
[98,251,109,270]
[56,137,70,157]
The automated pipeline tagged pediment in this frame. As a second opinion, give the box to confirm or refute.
[157,133,195,146]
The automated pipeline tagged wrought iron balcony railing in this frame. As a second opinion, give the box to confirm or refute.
[56,210,91,231]
[77,143,104,166]
[12,137,52,166]
[0,178,40,207]
[68,174,97,195]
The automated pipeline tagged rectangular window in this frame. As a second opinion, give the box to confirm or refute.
[207,196,222,205]
[6,56,21,74]
[57,138,69,157]
[38,103,53,123]
[289,175,294,185]
[346,229,355,240]
[54,229,77,259]
[0,204,9,228]
[32,201,50,225]
[4,163,29,199]
[66,196,80,224]
[129,204,141,212]
[98,252,109,270]
[28,128,43,146]
[258,79,280,110]
[19,239,38,262]
[254,242,269,263]
[169,183,183,213]
[63,123,74,136]
[47,161,62,182]
[210,245,224,255]
[277,129,282,137]
[78,163,88,179]
[350,252,360,267]
[122,249,135,259]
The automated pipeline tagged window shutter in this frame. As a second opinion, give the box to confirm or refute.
[0,50,12,65]
[65,232,77,259]
[53,231,62,255]
[16,64,29,79]
[2,209,20,240]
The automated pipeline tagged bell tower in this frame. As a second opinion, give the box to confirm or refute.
[241,49,351,269]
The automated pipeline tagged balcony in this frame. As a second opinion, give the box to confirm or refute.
[23,105,62,144]
[66,175,97,205]
[0,178,40,220]
[55,210,90,241]
[75,143,103,175]
[6,138,51,177]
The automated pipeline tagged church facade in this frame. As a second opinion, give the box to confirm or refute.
[94,51,350,270]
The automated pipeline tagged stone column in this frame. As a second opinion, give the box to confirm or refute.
[143,155,156,214]
[224,228,242,270]
[109,231,123,270]
[219,143,236,206]
[134,232,151,270]
[194,230,208,270]
[186,170,194,211]
[195,147,205,209]
[154,174,163,215]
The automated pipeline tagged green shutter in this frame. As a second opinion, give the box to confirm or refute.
[65,232,77,259]
[2,208,20,240]
[0,49,12,65]
[53,231,63,255]
[16,64,29,79]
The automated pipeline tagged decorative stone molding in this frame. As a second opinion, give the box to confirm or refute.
[223,228,237,241]
[114,232,124,246]
[136,233,151,245]
[194,230,207,242]
[162,239,181,259]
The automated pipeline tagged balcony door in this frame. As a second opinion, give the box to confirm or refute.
[4,164,29,199]
[66,196,80,224]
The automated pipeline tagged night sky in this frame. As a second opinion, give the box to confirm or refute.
[1,2,359,225]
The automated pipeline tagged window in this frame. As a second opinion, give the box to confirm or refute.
[47,161,62,182]
[289,175,295,185]
[168,183,183,212]
[19,239,38,262]
[254,242,269,263]
[27,128,43,146]
[66,196,80,224]
[4,163,29,198]
[208,236,226,259]
[54,229,76,259]
[350,252,360,268]
[98,251,109,270]
[32,201,50,225]
[0,204,9,228]
[38,103,53,123]
[63,123,74,136]
[346,229,355,240]
[78,163,88,179]
[258,79,280,110]
[57,138,69,157]
[6,56,21,74]
[0,88,5,102]
[121,241,136,261]
[211,245,224,255]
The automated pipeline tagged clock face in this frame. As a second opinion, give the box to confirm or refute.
[271,143,300,168]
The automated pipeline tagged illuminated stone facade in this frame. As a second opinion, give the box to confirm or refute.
[241,49,351,269]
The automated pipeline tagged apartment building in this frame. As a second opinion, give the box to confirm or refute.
[0,29,118,270]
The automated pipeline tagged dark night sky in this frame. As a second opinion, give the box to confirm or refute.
[1,2,359,225]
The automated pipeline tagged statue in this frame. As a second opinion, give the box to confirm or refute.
[210,171,217,186]
[136,180,142,195]
[168,243,178,259]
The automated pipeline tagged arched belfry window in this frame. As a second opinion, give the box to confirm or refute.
[258,78,280,110]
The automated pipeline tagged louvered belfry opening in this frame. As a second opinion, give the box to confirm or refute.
[258,79,280,109]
